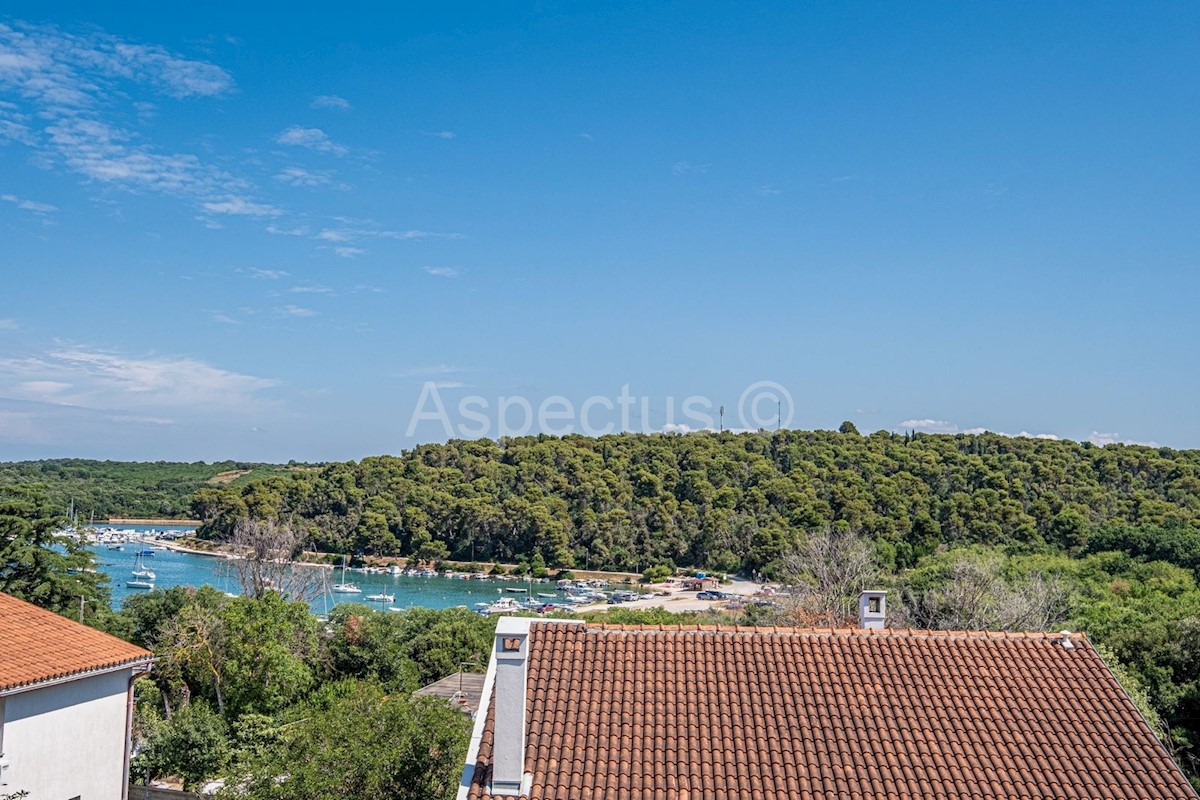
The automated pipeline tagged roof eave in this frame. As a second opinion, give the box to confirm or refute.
[0,655,154,697]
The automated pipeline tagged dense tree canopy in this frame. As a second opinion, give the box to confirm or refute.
[0,459,306,519]
[0,486,109,616]
[182,431,1199,575]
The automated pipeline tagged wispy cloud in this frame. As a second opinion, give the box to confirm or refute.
[754,185,782,197]
[274,166,333,187]
[245,268,289,279]
[317,222,461,246]
[201,196,281,216]
[315,220,463,257]
[311,94,351,111]
[265,224,309,237]
[672,161,710,175]
[422,130,455,139]
[290,285,332,294]
[0,319,20,330]
[398,364,464,378]
[281,304,317,317]
[275,126,348,156]
[0,348,278,415]
[423,266,459,278]
[0,22,245,211]
[1,192,57,213]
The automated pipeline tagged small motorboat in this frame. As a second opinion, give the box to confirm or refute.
[366,592,395,603]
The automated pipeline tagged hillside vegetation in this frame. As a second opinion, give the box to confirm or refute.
[0,459,308,520]
[189,430,1200,575]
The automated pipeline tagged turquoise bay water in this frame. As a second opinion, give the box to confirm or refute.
[90,525,540,613]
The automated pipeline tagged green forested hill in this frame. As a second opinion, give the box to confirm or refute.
[0,459,299,519]
[189,430,1200,574]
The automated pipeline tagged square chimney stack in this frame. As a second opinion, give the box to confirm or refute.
[490,617,532,797]
[859,590,886,629]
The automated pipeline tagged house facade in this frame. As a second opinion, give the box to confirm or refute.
[0,592,153,800]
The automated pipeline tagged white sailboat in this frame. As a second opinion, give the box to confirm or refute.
[127,549,155,589]
[366,591,395,603]
[332,556,362,594]
[131,552,156,581]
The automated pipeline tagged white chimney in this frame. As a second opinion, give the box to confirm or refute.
[858,590,886,629]
[490,617,532,797]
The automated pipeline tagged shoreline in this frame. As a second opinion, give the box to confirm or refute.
[105,517,203,526]
[130,537,767,615]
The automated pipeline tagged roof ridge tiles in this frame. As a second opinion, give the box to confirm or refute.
[577,623,1084,640]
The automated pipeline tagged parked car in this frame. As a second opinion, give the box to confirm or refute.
[697,591,719,600]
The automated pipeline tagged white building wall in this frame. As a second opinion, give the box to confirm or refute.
[2,668,133,800]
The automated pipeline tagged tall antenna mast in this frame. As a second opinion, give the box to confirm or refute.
[719,405,725,433]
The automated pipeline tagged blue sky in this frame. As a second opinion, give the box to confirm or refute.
[1,2,1197,461]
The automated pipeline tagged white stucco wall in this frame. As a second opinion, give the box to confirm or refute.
[2,668,133,800]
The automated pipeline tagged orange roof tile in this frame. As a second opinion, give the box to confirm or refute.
[0,592,152,693]
[465,623,1197,800]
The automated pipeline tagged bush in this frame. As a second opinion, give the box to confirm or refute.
[642,564,673,583]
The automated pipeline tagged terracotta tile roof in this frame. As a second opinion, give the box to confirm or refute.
[0,592,152,693]
[465,623,1197,800]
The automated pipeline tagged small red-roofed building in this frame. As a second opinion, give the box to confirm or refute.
[458,595,1198,800]
[0,592,153,800]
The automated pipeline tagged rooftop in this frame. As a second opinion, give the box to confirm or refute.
[415,671,487,714]
[0,592,153,694]
[464,623,1197,800]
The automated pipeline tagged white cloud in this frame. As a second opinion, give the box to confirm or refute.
[246,268,288,279]
[422,130,455,139]
[0,319,18,330]
[423,266,458,278]
[672,161,710,175]
[899,418,959,433]
[17,380,70,396]
[201,196,281,216]
[1,192,57,213]
[0,22,243,213]
[1086,431,1159,447]
[901,419,1061,440]
[108,414,173,425]
[290,285,332,294]
[275,126,348,156]
[754,185,781,197]
[311,94,351,111]
[281,305,316,317]
[317,223,463,246]
[663,423,693,434]
[0,348,278,415]
[265,224,309,236]
[333,246,365,258]
[274,166,333,187]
